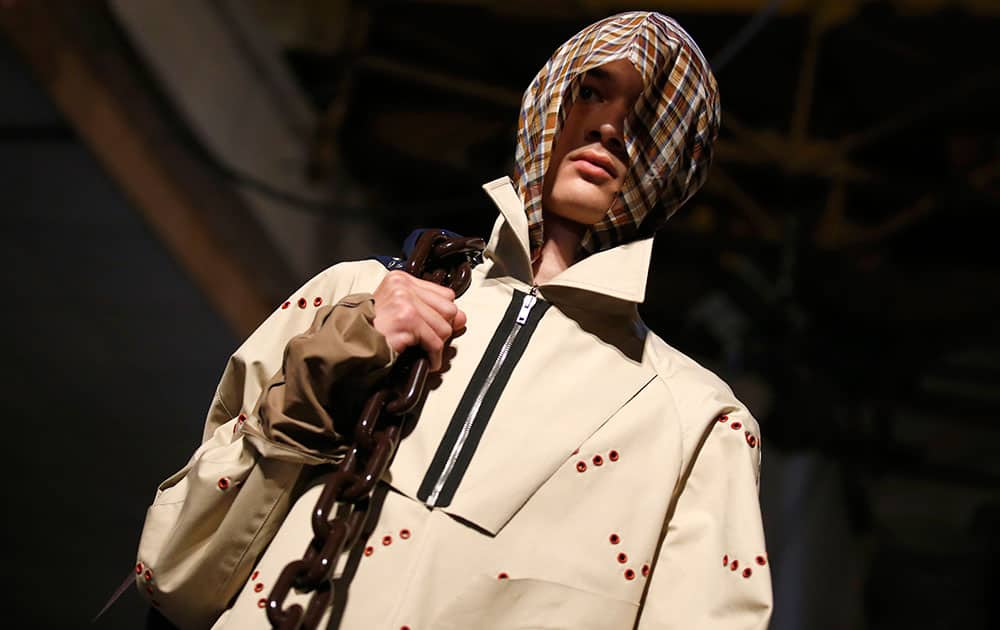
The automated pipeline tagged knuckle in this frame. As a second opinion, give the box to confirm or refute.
[397,303,415,320]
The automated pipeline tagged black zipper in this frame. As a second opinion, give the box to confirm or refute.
[417,287,549,507]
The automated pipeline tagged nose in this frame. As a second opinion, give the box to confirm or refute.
[599,123,625,153]
[585,122,626,159]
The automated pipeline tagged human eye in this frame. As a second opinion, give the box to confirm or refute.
[578,83,601,102]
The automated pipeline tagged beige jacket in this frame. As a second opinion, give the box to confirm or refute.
[136,177,772,629]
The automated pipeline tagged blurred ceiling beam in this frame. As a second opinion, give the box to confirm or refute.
[0,0,277,337]
[402,0,1000,21]
[108,0,334,279]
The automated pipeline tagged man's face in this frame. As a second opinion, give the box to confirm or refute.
[541,59,644,227]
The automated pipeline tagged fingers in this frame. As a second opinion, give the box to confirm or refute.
[413,318,445,372]
[372,271,466,371]
[417,288,465,332]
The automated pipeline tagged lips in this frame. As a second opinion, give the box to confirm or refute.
[571,149,618,179]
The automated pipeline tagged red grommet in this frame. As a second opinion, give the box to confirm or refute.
[609,533,620,545]
[135,562,143,575]
[217,477,230,490]
[257,598,267,608]
[576,461,587,473]
[756,555,767,566]
[144,569,153,582]
[382,535,392,546]
[743,568,753,578]
[313,297,323,307]
[400,529,411,540]
[641,564,650,577]
[251,570,259,580]
[254,583,264,593]
[624,569,636,580]
[717,415,729,423]
[297,297,307,308]
[617,552,628,564]
[730,560,739,571]
[747,435,758,448]
[731,422,743,430]
[608,450,619,461]
[497,572,509,580]
[364,546,374,557]
[238,413,246,421]
[723,554,729,567]
[281,301,290,310]
[592,454,604,466]
[401,626,411,630]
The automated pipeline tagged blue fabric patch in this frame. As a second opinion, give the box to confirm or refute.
[371,255,406,271]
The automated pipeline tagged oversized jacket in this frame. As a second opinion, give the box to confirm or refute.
[135,177,773,629]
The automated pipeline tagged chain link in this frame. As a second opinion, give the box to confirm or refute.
[265,230,484,629]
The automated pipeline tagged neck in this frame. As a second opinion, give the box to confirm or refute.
[532,213,585,285]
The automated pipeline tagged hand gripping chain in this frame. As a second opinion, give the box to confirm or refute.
[265,230,485,629]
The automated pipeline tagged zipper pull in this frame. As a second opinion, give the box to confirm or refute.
[516,289,538,325]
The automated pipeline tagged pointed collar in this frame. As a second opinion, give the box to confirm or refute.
[482,176,653,304]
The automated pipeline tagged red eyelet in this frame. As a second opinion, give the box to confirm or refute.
[144,569,153,582]
[364,546,374,556]
[617,552,628,564]
[624,569,636,580]
[576,461,587,473]
[641,564,650,577]
[251,570,259,580]
[254,583,264,593]
[281,301,290,310]
[608,450,619,461]
[297,297,307,308]
[401,626,411,630]
[400,529,411,540]
[723,554,729,566]
[497,572,509,580]
[592,454,604,466]
[135,562,143,575]
[382,535,392,546]
[313,297,323,307]
[717,414,729,423]
[730,560,739,571]
[731,422,743,430]
[747,435,758,448]
[217,477,230,490]
[609,533,620,545]
[756,555,767,566]
[257,598,267,608]
[743,568,753,578]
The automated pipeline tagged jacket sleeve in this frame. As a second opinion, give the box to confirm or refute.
[636,409,773,629]
[135,263,394,629]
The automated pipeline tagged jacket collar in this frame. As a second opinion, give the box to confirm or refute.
[482,177,654,304]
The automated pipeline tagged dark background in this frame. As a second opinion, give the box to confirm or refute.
[1,1,997,628]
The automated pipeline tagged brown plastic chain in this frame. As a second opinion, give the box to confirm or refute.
[265,230,484,629]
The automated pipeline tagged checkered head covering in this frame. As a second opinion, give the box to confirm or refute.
[513,12,720,258]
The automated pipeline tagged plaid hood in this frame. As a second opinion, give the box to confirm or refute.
[513,12,721,258]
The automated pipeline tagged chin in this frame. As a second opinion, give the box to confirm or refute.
[547,178,614,225]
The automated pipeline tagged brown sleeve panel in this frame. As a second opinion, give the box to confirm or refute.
[255,293,395,459]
